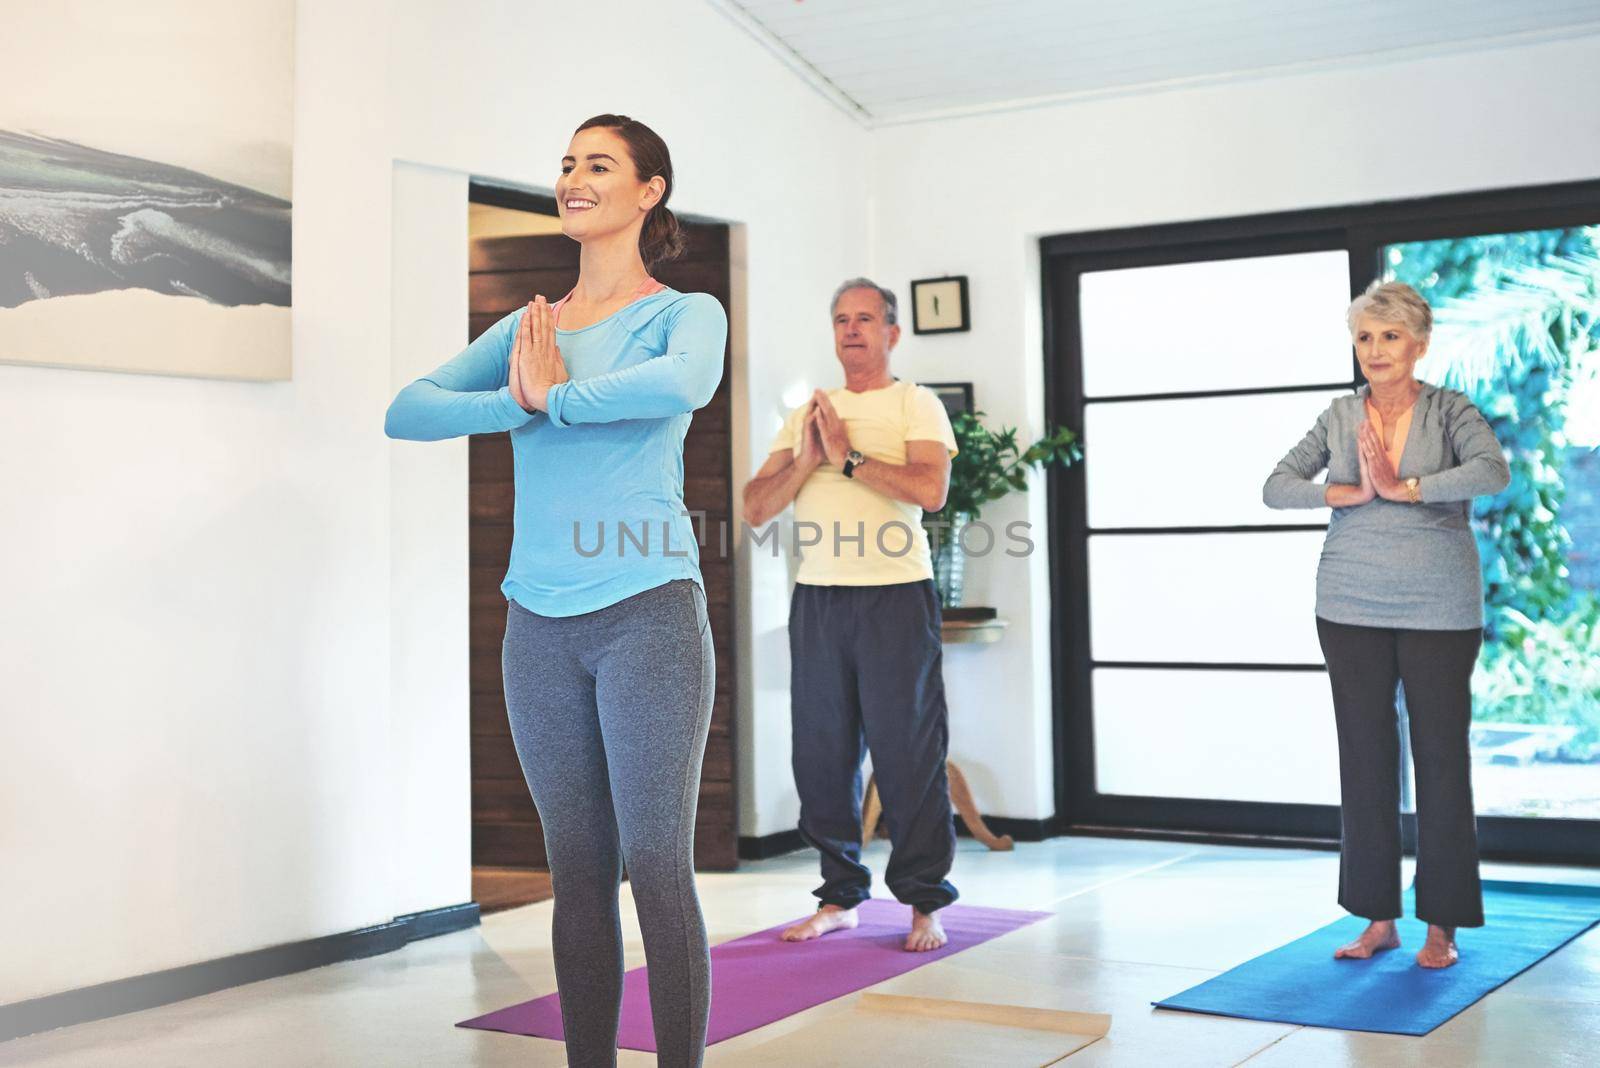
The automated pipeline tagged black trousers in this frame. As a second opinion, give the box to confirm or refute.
[789,579,958,914]
[1316,616,1485,928]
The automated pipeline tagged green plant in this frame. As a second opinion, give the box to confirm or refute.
[1388,230,1600,640]
[933,410,1082,521]
[1388,227,1600,751]
[1472,600,1600,758]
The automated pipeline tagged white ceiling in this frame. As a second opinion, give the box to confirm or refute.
[712,0,1600,125]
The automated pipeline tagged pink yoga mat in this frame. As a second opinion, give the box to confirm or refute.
[458,899,1051,1050]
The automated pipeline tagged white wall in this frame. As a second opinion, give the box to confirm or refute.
[870,34,1600,820]
[0,0,393,1006]
[0,0,867,1006]
[389,162,473,919]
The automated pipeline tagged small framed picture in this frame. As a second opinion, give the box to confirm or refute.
[921,381,975,423]
[910,275,970,335]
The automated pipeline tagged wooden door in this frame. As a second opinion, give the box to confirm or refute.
[468,217,738,871]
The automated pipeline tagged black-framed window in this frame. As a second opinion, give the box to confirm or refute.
[1042,179,1600,865]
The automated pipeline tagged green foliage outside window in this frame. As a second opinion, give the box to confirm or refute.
[1388,227,1600,756]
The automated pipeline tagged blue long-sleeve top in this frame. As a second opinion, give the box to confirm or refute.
[385,288,728,616]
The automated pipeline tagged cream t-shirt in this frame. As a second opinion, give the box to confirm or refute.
[768,379,958,586]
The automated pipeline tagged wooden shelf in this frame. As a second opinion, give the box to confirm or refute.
[941,618,1009,645]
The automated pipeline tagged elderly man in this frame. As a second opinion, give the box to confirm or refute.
[742,277,959,952]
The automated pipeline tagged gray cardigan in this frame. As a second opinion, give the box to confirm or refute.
[1263,382,1511,630]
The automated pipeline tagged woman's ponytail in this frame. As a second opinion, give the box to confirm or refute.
[640,205,687,270]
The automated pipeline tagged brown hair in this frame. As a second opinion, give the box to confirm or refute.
[575,113,686,270]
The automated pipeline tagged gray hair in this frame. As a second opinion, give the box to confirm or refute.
[1346,280,1432,340]
[830,277,898,326]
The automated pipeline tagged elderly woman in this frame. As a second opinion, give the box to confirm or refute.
[1264,280,1510,969]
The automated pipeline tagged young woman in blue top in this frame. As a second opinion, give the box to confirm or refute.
[387,114,727,1067]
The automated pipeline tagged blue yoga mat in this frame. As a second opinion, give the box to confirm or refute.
[1155,879,1600,1035]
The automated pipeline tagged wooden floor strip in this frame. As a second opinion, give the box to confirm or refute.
[471,867,553,914]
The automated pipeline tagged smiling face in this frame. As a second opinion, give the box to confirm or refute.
[1353,313,1428,389]
[555,126,663,245]
[832,286,900,374]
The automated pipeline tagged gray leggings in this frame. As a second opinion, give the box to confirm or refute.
[502,579,715,1068]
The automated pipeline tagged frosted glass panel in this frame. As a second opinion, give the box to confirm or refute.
[1089,532,1324,663]
[1093,669,1339,804]
[1080,250,1353,397]
[1086,389,1350,528]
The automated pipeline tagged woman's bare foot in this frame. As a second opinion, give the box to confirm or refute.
[905,909,948,952]
[1416,925,1459,969]
[781,904,859,942]
[1333,919,1400,959]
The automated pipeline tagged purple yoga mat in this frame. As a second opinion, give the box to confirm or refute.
[458,898,1051,1050]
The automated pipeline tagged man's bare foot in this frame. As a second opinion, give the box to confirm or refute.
[1333,919,1400,959]
[905,909,948,952]
[781,904,859,942]
[1416,925,1459,969]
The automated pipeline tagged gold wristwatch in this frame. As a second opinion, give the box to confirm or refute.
[1404,477,1421,504]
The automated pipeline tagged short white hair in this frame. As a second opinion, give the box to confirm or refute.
[830,277,898,326]
[1347,280,1432,340]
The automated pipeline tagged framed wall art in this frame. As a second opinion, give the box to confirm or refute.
[921,381,975,423]
[0,1,294,381]
[910,275,969,335]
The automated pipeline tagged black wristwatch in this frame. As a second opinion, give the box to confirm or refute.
[842,450,867,478]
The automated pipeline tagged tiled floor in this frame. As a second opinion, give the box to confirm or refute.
[6,838,1598,1066]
